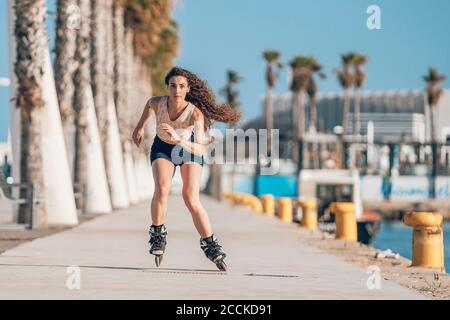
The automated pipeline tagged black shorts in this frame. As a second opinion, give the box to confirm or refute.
[150,134,204,167]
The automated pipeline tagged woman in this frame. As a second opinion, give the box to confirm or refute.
[132,67,241,271]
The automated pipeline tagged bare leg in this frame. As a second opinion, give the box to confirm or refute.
[180,163,212,238]
[151,158,176,226]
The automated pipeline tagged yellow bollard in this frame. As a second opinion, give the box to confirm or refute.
[260,194,275,217]
[231,193,243,205]
[330,202,357,241]
[241,195,250,205]
[277,197,293,223]
[222,192,232,201]
[403,212,445,271]
[239,194,261,212]
[299,199,318,230]
[247,195,263,213]
[242,195,253,206]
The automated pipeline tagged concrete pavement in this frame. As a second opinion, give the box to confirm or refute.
[0,194,427,299]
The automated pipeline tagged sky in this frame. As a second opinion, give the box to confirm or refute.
[1,0,450,142]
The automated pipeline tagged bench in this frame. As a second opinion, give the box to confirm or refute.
[0,180,40,229]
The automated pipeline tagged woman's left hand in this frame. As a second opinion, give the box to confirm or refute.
[159,123,182,143]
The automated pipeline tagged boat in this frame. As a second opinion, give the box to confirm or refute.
[298,169,381,244]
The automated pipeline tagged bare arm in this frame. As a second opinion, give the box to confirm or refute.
[132,97,157,147]
[136,97,157,129]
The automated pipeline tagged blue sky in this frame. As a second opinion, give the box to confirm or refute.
[1,0,450,142]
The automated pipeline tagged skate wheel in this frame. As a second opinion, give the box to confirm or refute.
[216,260,227,272]
[155,255,163,267]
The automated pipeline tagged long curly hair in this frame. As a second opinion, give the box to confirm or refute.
[164,66,242,132]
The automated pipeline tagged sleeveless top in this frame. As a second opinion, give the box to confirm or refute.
[155,96,195,144]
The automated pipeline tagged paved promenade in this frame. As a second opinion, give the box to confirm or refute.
[0,194,427,299]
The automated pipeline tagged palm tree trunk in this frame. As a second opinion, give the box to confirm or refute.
[291,93,298,162]
[310,95,317,132]
[73,0,90,210]
[354,87,361,140]
[430,106,436,142]
[265,88,273,154]
[113,2,128,151]
[114,3,139,205]
[310,95,318,169]
[104,0,130,208]
[54,0,77,174]
[291,91,305,168]
[353,87,362,168]
[8,0,22,220]
[14,0,47,227]
[429,103,438,198]
[126,31,142,199]
[342,87,351,135]
[90,0,108,150]
[73,0,112,214]
[298,91,306,139]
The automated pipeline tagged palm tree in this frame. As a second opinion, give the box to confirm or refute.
[122,0,179,200]
[113,0,128,152]
[104,0,130,209]
[350,53,367,169]
[124,0,178,95]
[72,0,112,214]
[334,53,356,135]
[352,53,367,141]
[423,67,446,142]
[423,67,446,199]
[220,70,243,129]
[262,50,283,153]
[219,70,242,194]
[147,20,180,95]
[289,56,312,164]
[54,0,77,172]
[123,0,179,198]
[305,58,325,170]
[90,0,108,149]
[290,56,313,138]
[306,58,325,132]
[113,0,140,205]
[72,0,88,210]
[14,0,47,226]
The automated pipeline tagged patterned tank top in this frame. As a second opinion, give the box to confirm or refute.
[155,96,195,144]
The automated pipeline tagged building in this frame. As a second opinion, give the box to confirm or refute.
[243,89,450,144]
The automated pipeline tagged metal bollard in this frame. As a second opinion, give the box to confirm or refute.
[330,202,357,241]
[277,197,293,223]
[260,194,275,217]
[403,212,445,271]
[299,199,318,230]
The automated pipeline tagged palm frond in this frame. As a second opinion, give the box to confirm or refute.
[263,50,281,63]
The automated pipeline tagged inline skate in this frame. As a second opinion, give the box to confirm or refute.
[200,234,227,272]
[149,224,168,267]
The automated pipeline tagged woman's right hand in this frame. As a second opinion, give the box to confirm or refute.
[132,126,145,147]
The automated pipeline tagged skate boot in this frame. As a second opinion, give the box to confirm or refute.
[149,224,167,267]
[200,234,227,272]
